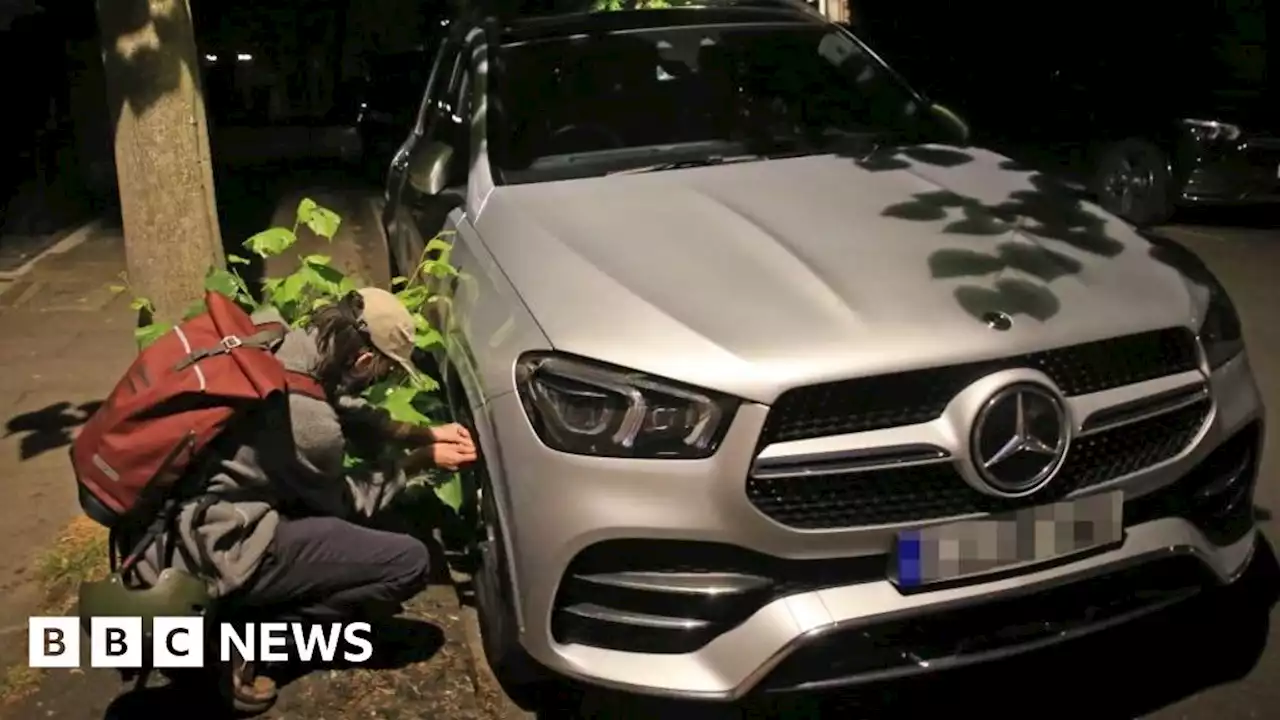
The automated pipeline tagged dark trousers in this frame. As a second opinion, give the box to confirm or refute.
[225,516,431,623]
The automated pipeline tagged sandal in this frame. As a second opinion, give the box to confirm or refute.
[223,653,278,715]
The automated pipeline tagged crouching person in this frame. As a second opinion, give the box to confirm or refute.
[129,288,477,713]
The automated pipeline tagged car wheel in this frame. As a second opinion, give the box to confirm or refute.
[1093,138,1175,227]
[384,204,421,282]
[472,472,550,709]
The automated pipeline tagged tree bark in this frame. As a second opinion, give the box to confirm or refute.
[96,0,223,323]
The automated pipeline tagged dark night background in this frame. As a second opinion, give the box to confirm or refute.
[0,0,1272,236]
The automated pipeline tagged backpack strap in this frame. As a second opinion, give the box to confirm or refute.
[285,370,327,402]
[173,323,288,371]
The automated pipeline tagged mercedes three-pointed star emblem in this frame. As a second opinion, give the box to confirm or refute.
[970,382,1071,496]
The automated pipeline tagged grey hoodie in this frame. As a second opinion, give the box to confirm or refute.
[133,308,409,598]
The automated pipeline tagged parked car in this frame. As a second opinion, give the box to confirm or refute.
[851,2,1278,226]
[355,45,439,181]
[380,0,1265,706]
[955,61,1279,227]
[1032,83,1278,227]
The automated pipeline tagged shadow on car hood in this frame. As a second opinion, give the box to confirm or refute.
[476,145,1197,402]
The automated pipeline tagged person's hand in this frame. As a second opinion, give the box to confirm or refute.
[430,423,473,450]
[431,441,477,471]
[402,437,478,474]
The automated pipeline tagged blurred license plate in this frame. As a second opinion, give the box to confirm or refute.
[892,491,1123,589]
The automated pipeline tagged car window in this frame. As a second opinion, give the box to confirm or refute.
[489,22,931,181]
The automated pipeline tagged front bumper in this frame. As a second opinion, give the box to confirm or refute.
[1178,135,1280,206]
[485,349,1264,700]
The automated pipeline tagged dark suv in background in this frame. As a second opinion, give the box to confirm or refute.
[854,0,1277,226]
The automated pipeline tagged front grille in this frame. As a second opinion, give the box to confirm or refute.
[747,399,1210,529]
[761,327,1199,445]
[756,555,1212,693]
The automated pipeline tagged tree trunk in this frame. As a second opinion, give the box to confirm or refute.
[96,0,223,324]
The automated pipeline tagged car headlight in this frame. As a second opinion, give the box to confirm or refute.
[1181,118,1242,144]
[1199,284,1244,370]
[515,354,740,458]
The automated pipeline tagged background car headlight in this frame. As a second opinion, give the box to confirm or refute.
[1181,118,1242,144]
[1199,285,1244,370]
[515,354,740,458]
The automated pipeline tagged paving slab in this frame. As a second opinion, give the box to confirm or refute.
[0,225,136,674]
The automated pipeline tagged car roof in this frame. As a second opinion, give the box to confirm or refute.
[493,0,826,43]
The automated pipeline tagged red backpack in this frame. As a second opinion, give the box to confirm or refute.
[71,291,325,562]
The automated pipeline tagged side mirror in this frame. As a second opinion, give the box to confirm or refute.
[930,103,971,146]
[407,141,455,197]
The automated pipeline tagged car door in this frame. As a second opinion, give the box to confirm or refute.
[382,28,470,280]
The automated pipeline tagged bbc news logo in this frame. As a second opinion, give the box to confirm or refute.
[28,617,373,668]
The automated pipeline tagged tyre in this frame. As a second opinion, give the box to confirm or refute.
[1092,138,1176,227]
[383,204,421,282]
[472,469,551,710]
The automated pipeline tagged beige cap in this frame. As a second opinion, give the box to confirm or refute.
[357,287,418,379]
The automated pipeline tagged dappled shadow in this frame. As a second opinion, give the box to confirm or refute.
[849,139,1132,325]
[879,173,1126,258]
[527,538,1280,718]
[95,0,199,133]
[3,400,101,460]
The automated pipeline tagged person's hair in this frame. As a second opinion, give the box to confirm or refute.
[306,291,398,395]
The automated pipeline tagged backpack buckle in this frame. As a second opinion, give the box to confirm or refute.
[220,336,243,351]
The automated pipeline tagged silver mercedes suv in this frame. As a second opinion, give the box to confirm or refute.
[380,0,1266,704]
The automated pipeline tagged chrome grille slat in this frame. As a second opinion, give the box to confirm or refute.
[751,445,950,479]
[746,387,1212,530]
[562,603,710,630]
[761,327,1200,446]
[574,571,771,596]
[1079,382,1209,436]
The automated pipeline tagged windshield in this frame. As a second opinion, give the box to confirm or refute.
[491,20,938,182]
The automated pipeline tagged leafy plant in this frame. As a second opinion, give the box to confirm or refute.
[115,198,464,511]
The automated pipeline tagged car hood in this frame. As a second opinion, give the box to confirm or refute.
[475,145,1200,403]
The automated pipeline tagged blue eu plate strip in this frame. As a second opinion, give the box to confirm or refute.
[898,530,922,587]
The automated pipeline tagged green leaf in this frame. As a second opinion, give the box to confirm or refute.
[396,285,430,310]
[390,276,409,289]
[381,386,432,425]
[108,284,127,294]
[421,258,459,279]
[424,236,453,259]
[433,473,463,512]
[415,327,444,350]
[302,254,332,267]
[244,227,297,258]
[307,262,347,292]
[182,300,206,320]
[129,297,155,313]
[363,380,398,406]
[312,297,333,310]
[227,254,251,265]
[280,271,311,303]
[204,268,242,299]
[135,323,171,349]
[305,207,342,240]
[295,198,319,228]
[261,277,283,305]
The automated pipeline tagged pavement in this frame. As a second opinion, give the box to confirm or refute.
[0,168,528,720]
[0,188,1277,719]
